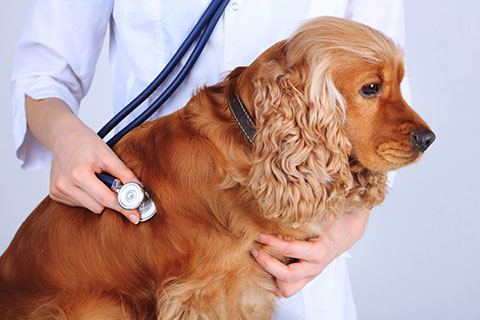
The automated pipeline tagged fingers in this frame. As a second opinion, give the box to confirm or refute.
[50,157,140,225]
[255,233,319,261]
[252,211,372,298]
[252,233,333,298]
[251,248,321,284]
[81,172,140,224]
[250,248,317,298]
[50,166,140,224]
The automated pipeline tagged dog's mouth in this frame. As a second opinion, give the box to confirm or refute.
[349,127,435,172]
[348,156,369,172]
[377,129,435,169]
[375,141,426,171]
[349,143,421,172]
[348,156,360,167]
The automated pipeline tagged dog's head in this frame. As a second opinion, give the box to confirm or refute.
[234,17,434,226]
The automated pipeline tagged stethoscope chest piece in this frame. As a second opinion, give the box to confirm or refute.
[117,182,144,210]
[116,182,157,222]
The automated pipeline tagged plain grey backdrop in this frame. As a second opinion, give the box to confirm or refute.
[1,1,478,319]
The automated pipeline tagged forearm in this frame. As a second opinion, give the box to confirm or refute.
[25,96,87,152]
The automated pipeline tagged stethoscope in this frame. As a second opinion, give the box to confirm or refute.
[96,173,157,222]
[96,0,230,222]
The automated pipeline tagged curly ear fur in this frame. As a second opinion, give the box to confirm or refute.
[247,50,354,228]
[243,17,405,227]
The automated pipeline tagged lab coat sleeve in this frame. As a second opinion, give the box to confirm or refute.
[344,0,409,188]
[11,0,114,170]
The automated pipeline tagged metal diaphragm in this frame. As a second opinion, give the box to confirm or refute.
[117,182,145,210]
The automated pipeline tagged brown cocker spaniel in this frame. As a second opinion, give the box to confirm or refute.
[0,17,434,319]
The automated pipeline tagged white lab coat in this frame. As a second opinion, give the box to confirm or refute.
[11,1,406,318]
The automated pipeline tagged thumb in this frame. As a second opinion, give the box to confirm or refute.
[102,151,141,186]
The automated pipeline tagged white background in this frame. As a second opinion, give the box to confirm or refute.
[1,1,479,319]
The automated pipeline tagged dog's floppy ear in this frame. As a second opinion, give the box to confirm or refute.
[247,53,354,227]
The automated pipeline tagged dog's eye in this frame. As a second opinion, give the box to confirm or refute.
[360,83,381,98]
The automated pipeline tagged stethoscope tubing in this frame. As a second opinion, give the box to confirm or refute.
[95,0,229,216]
[106,0,230,147]
[97,0,229,143]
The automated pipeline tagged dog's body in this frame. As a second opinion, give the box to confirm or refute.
[0,17,434,319]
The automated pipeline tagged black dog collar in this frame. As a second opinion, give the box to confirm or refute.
[227,93,256,144]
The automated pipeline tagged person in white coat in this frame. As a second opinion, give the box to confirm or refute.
[11,1,407,318]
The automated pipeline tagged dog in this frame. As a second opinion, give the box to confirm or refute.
[0,17,434,319]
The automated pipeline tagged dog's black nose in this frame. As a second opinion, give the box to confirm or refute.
[413,129,435,151]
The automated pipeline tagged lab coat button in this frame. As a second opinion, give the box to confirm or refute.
[232,2,239,11]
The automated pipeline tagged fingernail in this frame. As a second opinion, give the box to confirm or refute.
[250,249,259,257]
[254,234,260,241]
[129,214,139,225]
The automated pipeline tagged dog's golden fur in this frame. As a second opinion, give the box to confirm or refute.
[0,17,433,319]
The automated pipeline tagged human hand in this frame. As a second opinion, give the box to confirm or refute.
[25,96,141,224]
[251,208,371,298]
